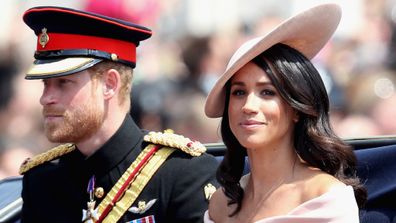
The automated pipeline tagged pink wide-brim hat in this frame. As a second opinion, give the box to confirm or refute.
[204,3,342,118]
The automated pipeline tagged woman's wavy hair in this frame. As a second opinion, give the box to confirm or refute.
[218,43,367,216]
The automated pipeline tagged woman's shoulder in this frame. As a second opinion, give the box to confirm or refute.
[297,167,345,203]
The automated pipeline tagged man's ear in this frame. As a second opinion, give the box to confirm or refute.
[102,69,121,100]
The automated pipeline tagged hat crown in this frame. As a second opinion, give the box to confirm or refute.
[23,6,152,40]
[226,37,261,71]
[204,3,342,118]
[24,6,152,79]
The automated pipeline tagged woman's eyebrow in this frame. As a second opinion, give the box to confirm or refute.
[230,81,245,87]
[256,81,273,86]
[230,80,273,86]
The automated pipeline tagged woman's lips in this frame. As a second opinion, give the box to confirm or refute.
[240,119,266,129]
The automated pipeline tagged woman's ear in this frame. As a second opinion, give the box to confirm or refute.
[102,69,121,100]
[293,111,299,123]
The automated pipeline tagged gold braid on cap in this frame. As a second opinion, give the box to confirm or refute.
[19,143,75,175]
[143,130,206,156]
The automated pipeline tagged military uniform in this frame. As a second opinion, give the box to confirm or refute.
[21,115,219,222]
[20,6,219,223]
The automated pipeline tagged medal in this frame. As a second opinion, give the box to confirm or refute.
[82,175,99,223]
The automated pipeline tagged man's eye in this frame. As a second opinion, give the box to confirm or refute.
[59,79,72,84]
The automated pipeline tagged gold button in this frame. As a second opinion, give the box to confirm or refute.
[111,53,118,61]
[94,187,105,199]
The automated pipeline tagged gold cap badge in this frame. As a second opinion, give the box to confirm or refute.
[39,28,49,48]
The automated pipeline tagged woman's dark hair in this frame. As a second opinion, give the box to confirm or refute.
[218,43,367,216]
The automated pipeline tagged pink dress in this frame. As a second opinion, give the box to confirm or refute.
[204,175,359,223]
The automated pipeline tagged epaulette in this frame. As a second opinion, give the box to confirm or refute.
[19,143,75,175]
[143,130,206,156]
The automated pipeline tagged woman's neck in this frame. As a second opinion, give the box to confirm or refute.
[246,142,297,196]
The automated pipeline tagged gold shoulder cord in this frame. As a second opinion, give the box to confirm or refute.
[98,144,176,223]
[143,131,206,156]
[19,143,75,174]
[19,130,204,175]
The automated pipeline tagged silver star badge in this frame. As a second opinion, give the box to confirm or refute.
[82,201,99,223]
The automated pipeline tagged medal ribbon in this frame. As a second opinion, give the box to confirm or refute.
[87,175,96,201]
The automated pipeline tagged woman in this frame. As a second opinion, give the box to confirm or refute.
[204,3,366,223]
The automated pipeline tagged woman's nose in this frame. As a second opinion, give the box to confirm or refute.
[241,93,259,114]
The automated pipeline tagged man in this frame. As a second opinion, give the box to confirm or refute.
[19,6,218,223]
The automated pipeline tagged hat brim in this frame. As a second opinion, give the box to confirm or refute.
[204,3,342,118]
[25,57,103,79]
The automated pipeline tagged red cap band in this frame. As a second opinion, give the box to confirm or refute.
[36,33,136,63]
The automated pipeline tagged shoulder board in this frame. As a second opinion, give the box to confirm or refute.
[19,143,76,175]
[143,130,206,157]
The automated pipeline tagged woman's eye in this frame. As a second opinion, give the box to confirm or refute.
[231,89,245,96]
[261,89,276,96]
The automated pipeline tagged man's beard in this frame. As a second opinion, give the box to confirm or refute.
[43,100,104,144]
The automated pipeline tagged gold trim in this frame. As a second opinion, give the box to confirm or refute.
[97,145,175,222]
[103,147,175,222]
[144,131,206,156]
[19,143,75,175]
[97,144,154,214]
[204,183,217,201]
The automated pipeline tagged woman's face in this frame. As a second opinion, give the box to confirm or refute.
[228,62,296,150]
